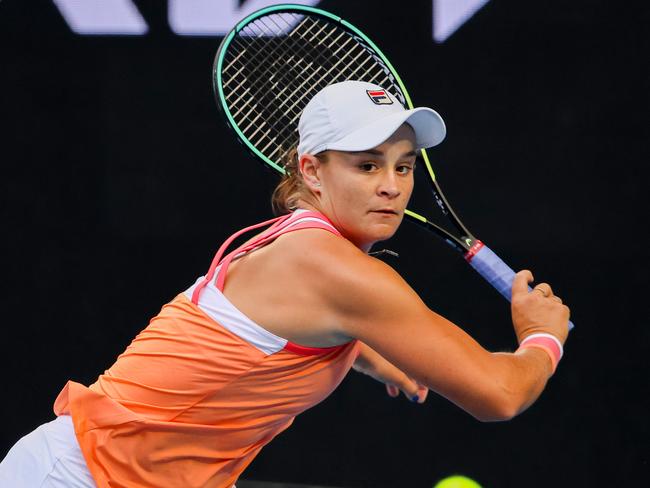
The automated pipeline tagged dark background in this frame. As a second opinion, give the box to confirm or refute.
[1,1,648,487]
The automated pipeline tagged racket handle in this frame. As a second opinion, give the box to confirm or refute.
[466,242,575,331]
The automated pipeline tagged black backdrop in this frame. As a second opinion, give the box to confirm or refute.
[1,1,648,487]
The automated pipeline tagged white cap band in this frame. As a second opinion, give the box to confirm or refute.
[297,80,446,159]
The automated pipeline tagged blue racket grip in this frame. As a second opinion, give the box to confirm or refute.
[467,243,574,331]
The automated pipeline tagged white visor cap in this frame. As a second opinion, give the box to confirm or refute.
[297,80,446,159]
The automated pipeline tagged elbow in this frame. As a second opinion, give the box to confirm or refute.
[468,385,526,423]
[472,408,519,422]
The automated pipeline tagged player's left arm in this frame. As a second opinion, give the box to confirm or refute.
[353,341,429,403]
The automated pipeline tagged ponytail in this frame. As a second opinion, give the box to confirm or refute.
[271,148,328,215]
[271,148,302,215]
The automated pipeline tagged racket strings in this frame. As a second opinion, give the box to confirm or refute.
[225,16,329,154]
[240,13,351,98]
[222,14,311,91]
[227,15,388,140]
[220,12,403,167]
[232,17,349,123]
[264,19,396,115]
[227,15,315,96]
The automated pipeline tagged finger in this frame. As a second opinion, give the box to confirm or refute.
[400,379,426,403]
[403,389,421,402]
[512,270,534,297]
[386,384,399,397]
[551,295,562,304]
[533,283,553,297]
[532,287,547,297]
[415,384,429,404]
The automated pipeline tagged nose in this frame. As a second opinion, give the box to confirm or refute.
[377,172,401,199]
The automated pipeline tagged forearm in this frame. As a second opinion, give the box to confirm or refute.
[464,347,553,422]
[351,341,372,373]
[355,335,555,420]
[498,347,554,414]
[353,341,426,401]
[353,341,408,382]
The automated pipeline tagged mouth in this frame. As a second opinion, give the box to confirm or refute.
[370,209,399,216]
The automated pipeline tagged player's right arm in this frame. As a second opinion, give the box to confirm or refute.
[319,247,570,422]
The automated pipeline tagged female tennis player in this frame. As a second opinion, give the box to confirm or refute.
[0,81,570,488]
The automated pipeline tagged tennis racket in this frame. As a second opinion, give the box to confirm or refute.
[212,4,574,330]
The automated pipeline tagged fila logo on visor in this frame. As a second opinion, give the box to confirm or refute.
[366,89,393,105]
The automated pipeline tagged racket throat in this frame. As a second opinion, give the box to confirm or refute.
[463,239,484,262]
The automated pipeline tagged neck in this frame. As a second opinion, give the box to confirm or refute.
[294,200,375,253]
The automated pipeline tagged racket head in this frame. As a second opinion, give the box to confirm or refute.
[214,4,413,173]
[213,3,472,252]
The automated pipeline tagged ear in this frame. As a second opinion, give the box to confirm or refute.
[298,154,322,191]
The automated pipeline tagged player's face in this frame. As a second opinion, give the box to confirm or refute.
[313,124,416,251]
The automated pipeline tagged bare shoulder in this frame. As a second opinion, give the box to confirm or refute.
[274,229,428,331]
[276,228,403,289]
[227,227,431,347]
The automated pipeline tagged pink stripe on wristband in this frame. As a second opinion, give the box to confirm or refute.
[518,333,564,373]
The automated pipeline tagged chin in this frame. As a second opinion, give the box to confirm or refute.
[343,214,404,249]
[368,223,400,243]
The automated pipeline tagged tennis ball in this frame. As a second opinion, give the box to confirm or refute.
[433,475,482,488]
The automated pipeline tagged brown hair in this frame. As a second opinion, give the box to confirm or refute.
[271,148,328,215]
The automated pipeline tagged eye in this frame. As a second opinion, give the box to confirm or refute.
[359,162,378,172]
[396,164,414,175]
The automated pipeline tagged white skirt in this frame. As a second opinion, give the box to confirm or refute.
[0,415,96,487]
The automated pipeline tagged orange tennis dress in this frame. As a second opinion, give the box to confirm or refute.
[54,210,360,488]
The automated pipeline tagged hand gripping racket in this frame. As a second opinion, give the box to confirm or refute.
[212,4,574,331]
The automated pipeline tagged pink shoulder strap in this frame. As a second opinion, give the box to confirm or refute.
[191,211,340,304]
